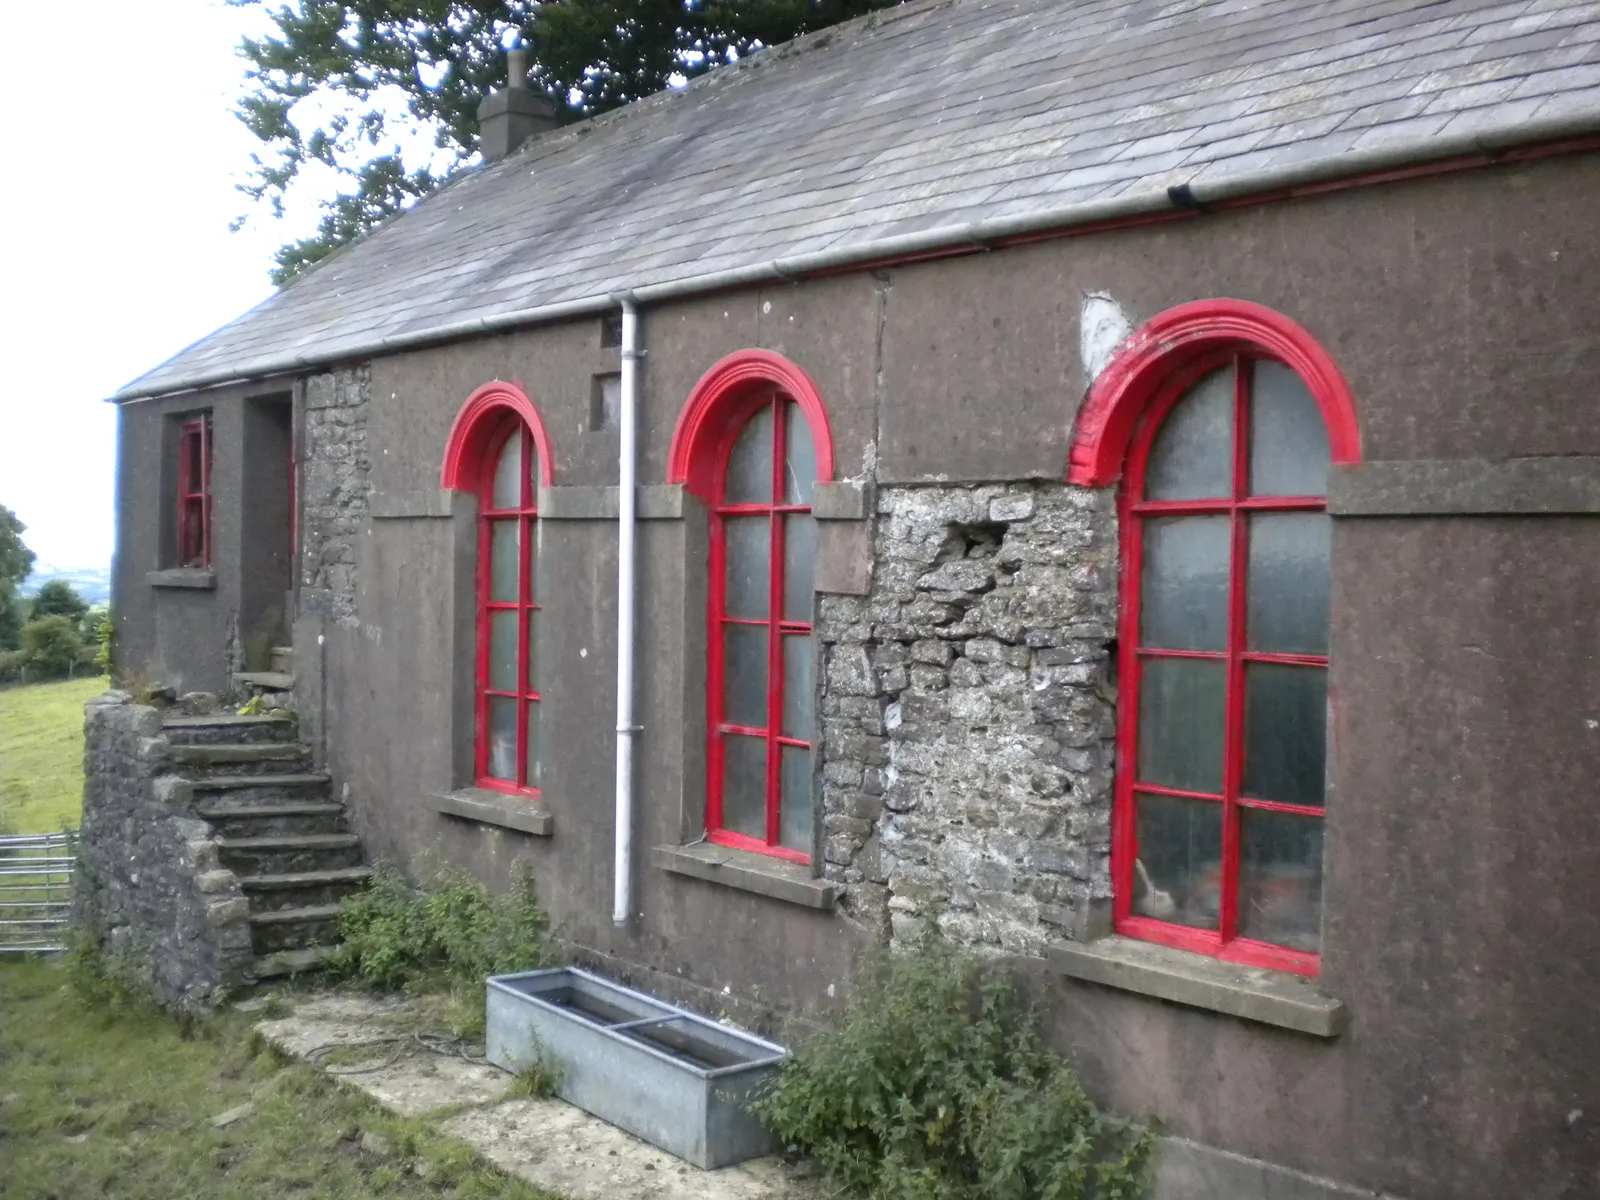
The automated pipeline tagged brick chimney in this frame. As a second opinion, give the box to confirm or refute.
[478,46,557,162]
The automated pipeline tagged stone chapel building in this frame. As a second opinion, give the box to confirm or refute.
[104,2,1600,1197]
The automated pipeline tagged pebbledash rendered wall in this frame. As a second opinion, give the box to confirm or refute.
[113,154,1600,1200]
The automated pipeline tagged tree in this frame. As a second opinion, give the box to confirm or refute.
[234,0,901,284]
[19,616,84,679]
[29,580,90,629]
[0,504,35,651]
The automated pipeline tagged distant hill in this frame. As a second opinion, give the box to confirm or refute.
[21,565,112,606]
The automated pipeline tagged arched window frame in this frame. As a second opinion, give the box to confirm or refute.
[669,351,836,863]
[1071,300,1360,977]
[442,381,555,798]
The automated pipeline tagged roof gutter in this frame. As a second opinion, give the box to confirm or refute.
[112,112,1600,405]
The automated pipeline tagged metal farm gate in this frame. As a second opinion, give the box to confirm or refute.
[0,832,77,953]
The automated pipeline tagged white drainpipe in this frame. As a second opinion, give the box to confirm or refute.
[613,298,641,927]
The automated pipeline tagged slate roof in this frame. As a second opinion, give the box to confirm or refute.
[120,0,1600,400]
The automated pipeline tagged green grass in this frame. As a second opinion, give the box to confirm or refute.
[0,675,107,833]
[0,959,556,1199]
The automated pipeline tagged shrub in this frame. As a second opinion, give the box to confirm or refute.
[755,936,1152,1200]
[330,861,551,992]
[18,616,84,678]
[83,605,113,672]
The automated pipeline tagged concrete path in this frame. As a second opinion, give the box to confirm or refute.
[253,992,814,1199]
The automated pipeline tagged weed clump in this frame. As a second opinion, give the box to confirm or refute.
[329,861,551,993]
[754,937,1151,1200]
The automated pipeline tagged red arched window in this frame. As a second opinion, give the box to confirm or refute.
[441,382,555,799]
[1076,301,1360,978]
[475,420,542,794]
[671,351,835,863]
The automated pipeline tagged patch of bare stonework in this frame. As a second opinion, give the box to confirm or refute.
[816,484,1118,956]
[300,366,372,627]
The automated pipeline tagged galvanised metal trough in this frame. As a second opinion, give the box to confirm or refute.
[485,967,787,1168]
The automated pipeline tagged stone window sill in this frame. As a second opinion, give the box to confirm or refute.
[651,841,840,911]
[147,568,216,590]
[433,788,553,837]
[1047,937,1346,1038]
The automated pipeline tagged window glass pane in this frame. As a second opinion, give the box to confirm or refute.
[526,516,539,600]
[722,624,769,729]
[488,609,519,692]
[489,519,520,603]
[524,701,542,791]
[783,401,817,505]
[526,608,539,691]
[723,516,770,619]
[184,426,204,484]
[491,429,524,510]
[779,744,813,852]
[1136,658,1227,794]
[1145,366,1233,500]
[1133,793,1221,930]
[782,514,817,623]
[782,635,814,740]
[720,734,767,839]
[1247,512,1330,655]
[486,696,517,782]
[180,500,205,566]
[1140,516,1230,651]
[1239,809,1323,953]
[1243,664,1327,808]
[1249,360,1330,497]
[723,402,774,504]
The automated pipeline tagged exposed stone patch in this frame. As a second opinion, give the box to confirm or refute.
[300,366,372,627]
[76,692,253,1011]
[816,483,1118,956]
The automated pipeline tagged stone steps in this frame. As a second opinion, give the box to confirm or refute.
[168,710,368,970]
[169,743,313,778]
[240,866,376,912]
[162,714,299,747]
[189,774,333,807]
[218,834,364,875]
[269,646,295,676]
[196,802,348,838]
[251,944,341,980]
[248,903,342,953]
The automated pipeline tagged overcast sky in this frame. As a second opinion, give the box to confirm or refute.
[0,1,292,570]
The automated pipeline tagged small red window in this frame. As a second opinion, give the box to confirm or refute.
[707,390,819,862]
[476,419,542,795]
[1116,352,1332,977]
[177,416,212,568]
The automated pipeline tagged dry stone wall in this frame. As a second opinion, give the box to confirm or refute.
[300,366,372,626]
[817,483,1119,956]
[76,692,253,1011]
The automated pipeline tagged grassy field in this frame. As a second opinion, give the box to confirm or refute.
[0,675,107,833]
[0,960,551,1199]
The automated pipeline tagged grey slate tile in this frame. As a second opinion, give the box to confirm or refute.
[117,0,1600,398]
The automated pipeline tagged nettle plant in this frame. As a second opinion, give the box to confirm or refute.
[754,936,1151,1200]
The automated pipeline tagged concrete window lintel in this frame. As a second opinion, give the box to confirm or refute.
[1047,937,1346,1038]
[434,787,554,837]
[651,842,840,911]
[147,568,217,590]
[812,480,872,521]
